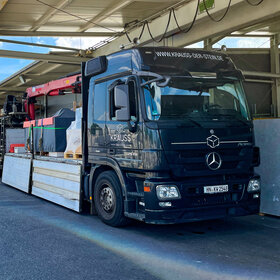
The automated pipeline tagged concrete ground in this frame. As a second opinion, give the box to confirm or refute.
[0,183,279,280]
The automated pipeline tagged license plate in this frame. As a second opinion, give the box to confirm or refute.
[204,185,228,194]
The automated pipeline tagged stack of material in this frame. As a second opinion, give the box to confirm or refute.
[24,108,75,153]
[64,108,82,159]
[6,128,25,153]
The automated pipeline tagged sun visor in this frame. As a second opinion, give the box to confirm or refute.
[138,48,236,75]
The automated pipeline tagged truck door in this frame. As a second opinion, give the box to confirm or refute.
[106,76,143,169]
[87,80,107,161]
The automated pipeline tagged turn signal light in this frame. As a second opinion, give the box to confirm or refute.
[144,186,151,192]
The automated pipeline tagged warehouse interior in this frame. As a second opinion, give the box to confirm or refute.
[0,1,280,279]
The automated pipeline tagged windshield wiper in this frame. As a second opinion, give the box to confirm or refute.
[232,116,251,126]
[210,113,251,126]
[161,114,202,127]
[177,114,203,127]
[136,71,170,87]
[185,117,203,127]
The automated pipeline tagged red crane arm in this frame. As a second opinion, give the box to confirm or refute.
[26,74,81,98]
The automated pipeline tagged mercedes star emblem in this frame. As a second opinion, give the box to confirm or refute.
[207,134,220,148]
[206,152,222,170]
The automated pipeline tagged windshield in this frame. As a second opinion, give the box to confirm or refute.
[142,76,250,122]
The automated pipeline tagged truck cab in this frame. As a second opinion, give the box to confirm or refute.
[82,47,260,226]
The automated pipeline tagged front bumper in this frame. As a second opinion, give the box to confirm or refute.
[144,200,260,224]
[142,176,260,224]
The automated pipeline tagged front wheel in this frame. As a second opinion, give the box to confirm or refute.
[94,171,128,227]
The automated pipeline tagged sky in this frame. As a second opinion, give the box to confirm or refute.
[0,36,108,83]
[187,36,271,49]
[0,36,271,83]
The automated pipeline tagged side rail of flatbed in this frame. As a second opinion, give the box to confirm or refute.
[2,154,82,212]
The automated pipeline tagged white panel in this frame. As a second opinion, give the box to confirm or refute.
[33,160,80,174]
[32,187,80,212]
[33,181,79,200]
[32,159,81,212]
[33,173,80,193]
[2,155,31,193]
[33,167,80,182]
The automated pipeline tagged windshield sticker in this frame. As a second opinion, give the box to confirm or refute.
[154,51,223,61]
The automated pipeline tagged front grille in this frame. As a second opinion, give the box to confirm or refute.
[166,146,253,176]
[182,161,239,171]
[180,148,240,159]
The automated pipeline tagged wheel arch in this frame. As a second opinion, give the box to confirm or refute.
[89,159,127,202]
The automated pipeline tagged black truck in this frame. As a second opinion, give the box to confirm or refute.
[80,47,261,226]
[2,47,261,227]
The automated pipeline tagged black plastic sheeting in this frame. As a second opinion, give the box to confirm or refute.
[25,108,75,152]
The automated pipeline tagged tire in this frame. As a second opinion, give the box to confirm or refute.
[94,171,128,227]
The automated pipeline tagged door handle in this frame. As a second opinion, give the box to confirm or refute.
[108,149,115,155]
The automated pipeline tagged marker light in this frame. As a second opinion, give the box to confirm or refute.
[247,179,261,193]
[156,185,181,200]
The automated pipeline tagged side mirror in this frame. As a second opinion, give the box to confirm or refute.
[114,84,130,121]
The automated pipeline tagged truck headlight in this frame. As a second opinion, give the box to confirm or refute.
[247,179,261,193]
[156,185,181,200]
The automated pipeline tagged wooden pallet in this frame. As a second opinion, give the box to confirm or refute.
[36,151,49,156]
[64,151,82,160]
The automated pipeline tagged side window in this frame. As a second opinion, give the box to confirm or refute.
[109,80,122,120]
[88,80,106,130]
[128,80,137,121]
[109,78,137,121]
[87,80,94,127]
[93,83,106,121]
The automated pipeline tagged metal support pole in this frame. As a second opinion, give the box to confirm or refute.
[270,35,280,117]
[44,95,48,118]
[204,38,213,51]
[31,124,34,159]
[204,36,224,51]
[163,37,173,47]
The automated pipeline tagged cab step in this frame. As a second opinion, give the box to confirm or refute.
[127,191,144,198]
[124,212,145,221]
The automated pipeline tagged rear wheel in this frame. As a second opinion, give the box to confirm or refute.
[94,171,128,227]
